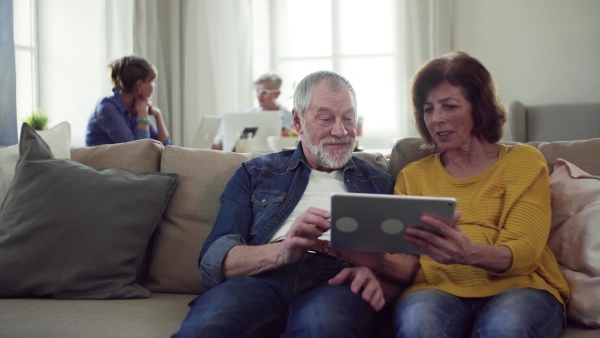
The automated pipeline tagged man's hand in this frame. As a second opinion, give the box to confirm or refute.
[328,266,385,311]
[277,207,331,265]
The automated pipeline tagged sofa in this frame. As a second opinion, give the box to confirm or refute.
[505,101,600,142]
[1,134,599,337]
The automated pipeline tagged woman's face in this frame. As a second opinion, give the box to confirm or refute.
[137,75,156,99]
[423,81,474,151]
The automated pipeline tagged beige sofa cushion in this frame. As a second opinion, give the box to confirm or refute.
[147,147,254,294]
[147,148,390,294]
[548,159,600,327]
[389,138,600,179]
[0,293,195,338]
[71,139,163,173]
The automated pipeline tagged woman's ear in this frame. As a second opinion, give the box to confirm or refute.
[133,79,143,95]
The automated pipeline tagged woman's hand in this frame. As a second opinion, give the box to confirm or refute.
[404,210,512,272]
[148,104,162,118]
[134,97,150,119]
[404,210,474,265]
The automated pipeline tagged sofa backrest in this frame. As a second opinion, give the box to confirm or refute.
[145,147,390,294]
[389,137,600,180]
[71,139,163,172]
[506,101,600,142]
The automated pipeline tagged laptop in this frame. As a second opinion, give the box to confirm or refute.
[330,192,456,254]
[223,111,283,152]
[190,115,223,149]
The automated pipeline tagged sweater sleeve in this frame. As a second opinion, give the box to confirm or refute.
[493,147,552,277]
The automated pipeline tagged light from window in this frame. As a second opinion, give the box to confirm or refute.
[13,0,37,126]
[270,0,398,139]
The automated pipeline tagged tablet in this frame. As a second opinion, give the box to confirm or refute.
[330,192,456,254]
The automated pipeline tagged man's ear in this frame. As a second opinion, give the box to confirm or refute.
[292,109,303,134]
[274,90,281,99]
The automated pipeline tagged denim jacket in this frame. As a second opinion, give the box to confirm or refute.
[200,143,392,288]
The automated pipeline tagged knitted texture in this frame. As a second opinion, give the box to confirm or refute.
[394,144,570,309]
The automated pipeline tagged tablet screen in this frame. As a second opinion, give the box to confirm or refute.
[330,192,456,254]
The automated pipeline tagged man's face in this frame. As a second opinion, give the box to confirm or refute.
[256,80,280,109]
[293,80,357,171]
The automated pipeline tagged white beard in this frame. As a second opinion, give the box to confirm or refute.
[301,123,354,169]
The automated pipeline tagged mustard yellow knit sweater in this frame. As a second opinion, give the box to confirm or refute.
[394,144,570,309]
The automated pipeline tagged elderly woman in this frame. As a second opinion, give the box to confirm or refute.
[86,55,171,146]
[393,51,570,338]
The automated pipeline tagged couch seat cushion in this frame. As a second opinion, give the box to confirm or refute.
[0,293,196,338]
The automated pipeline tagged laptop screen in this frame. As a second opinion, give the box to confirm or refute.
[223,111,283,152]
[190,115,223,149]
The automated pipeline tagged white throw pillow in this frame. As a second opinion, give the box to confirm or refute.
[0,122,71,206]
[548,158,600,328]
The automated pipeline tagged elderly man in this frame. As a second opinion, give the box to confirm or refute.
[174,70,415,338]
[211,72,293,150]
[246,72,293,131]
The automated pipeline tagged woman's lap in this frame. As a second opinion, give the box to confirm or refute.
[394,288,563,338]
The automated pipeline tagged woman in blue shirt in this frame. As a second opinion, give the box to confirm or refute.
[85,56,172,146]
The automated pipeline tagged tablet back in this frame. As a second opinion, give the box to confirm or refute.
[330,193,456,254]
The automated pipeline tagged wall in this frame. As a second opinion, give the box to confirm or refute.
[453,0,600,106]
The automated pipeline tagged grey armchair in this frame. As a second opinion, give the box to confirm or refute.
[504,100,600,142]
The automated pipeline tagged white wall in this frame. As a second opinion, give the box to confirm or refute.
[453,0,600,106]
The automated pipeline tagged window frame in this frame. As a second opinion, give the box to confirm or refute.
[266,0,400,139]
[13,0,39,122]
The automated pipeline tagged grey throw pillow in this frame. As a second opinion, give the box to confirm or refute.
[0,123,179,299]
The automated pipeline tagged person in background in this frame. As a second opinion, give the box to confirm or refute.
[246,72,293,131]
[173,70,417,338]
[85,55,171,146]
[211,72,294,150]
[393,51,570,338]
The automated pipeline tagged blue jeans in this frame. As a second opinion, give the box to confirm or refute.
[173,253,377,338]
[394,288,564,338]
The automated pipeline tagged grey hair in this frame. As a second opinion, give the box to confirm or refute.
[254,72,283,89]
[293,70,356,118]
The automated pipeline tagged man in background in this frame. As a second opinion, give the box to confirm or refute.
[246,72,293,130]
[212,72,293,150]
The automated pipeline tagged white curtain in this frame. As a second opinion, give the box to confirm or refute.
[395,0,454,138]
[134,0,253,146]
[104,0,134,73]
[0,0,18,145]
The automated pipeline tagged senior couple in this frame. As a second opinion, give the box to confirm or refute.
[173,52,570,338]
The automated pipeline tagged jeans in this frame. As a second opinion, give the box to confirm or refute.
[394,288,564,338]
[173,253,377,338]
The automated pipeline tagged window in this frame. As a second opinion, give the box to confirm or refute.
[256,0,400,139]
[13,0,38,126]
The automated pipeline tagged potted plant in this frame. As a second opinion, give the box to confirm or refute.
[357,115,364,136]
[24,109,49,131]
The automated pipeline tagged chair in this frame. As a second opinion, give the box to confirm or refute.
[504,100,600,142]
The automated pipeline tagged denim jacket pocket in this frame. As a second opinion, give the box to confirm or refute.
[251,189,286,206]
